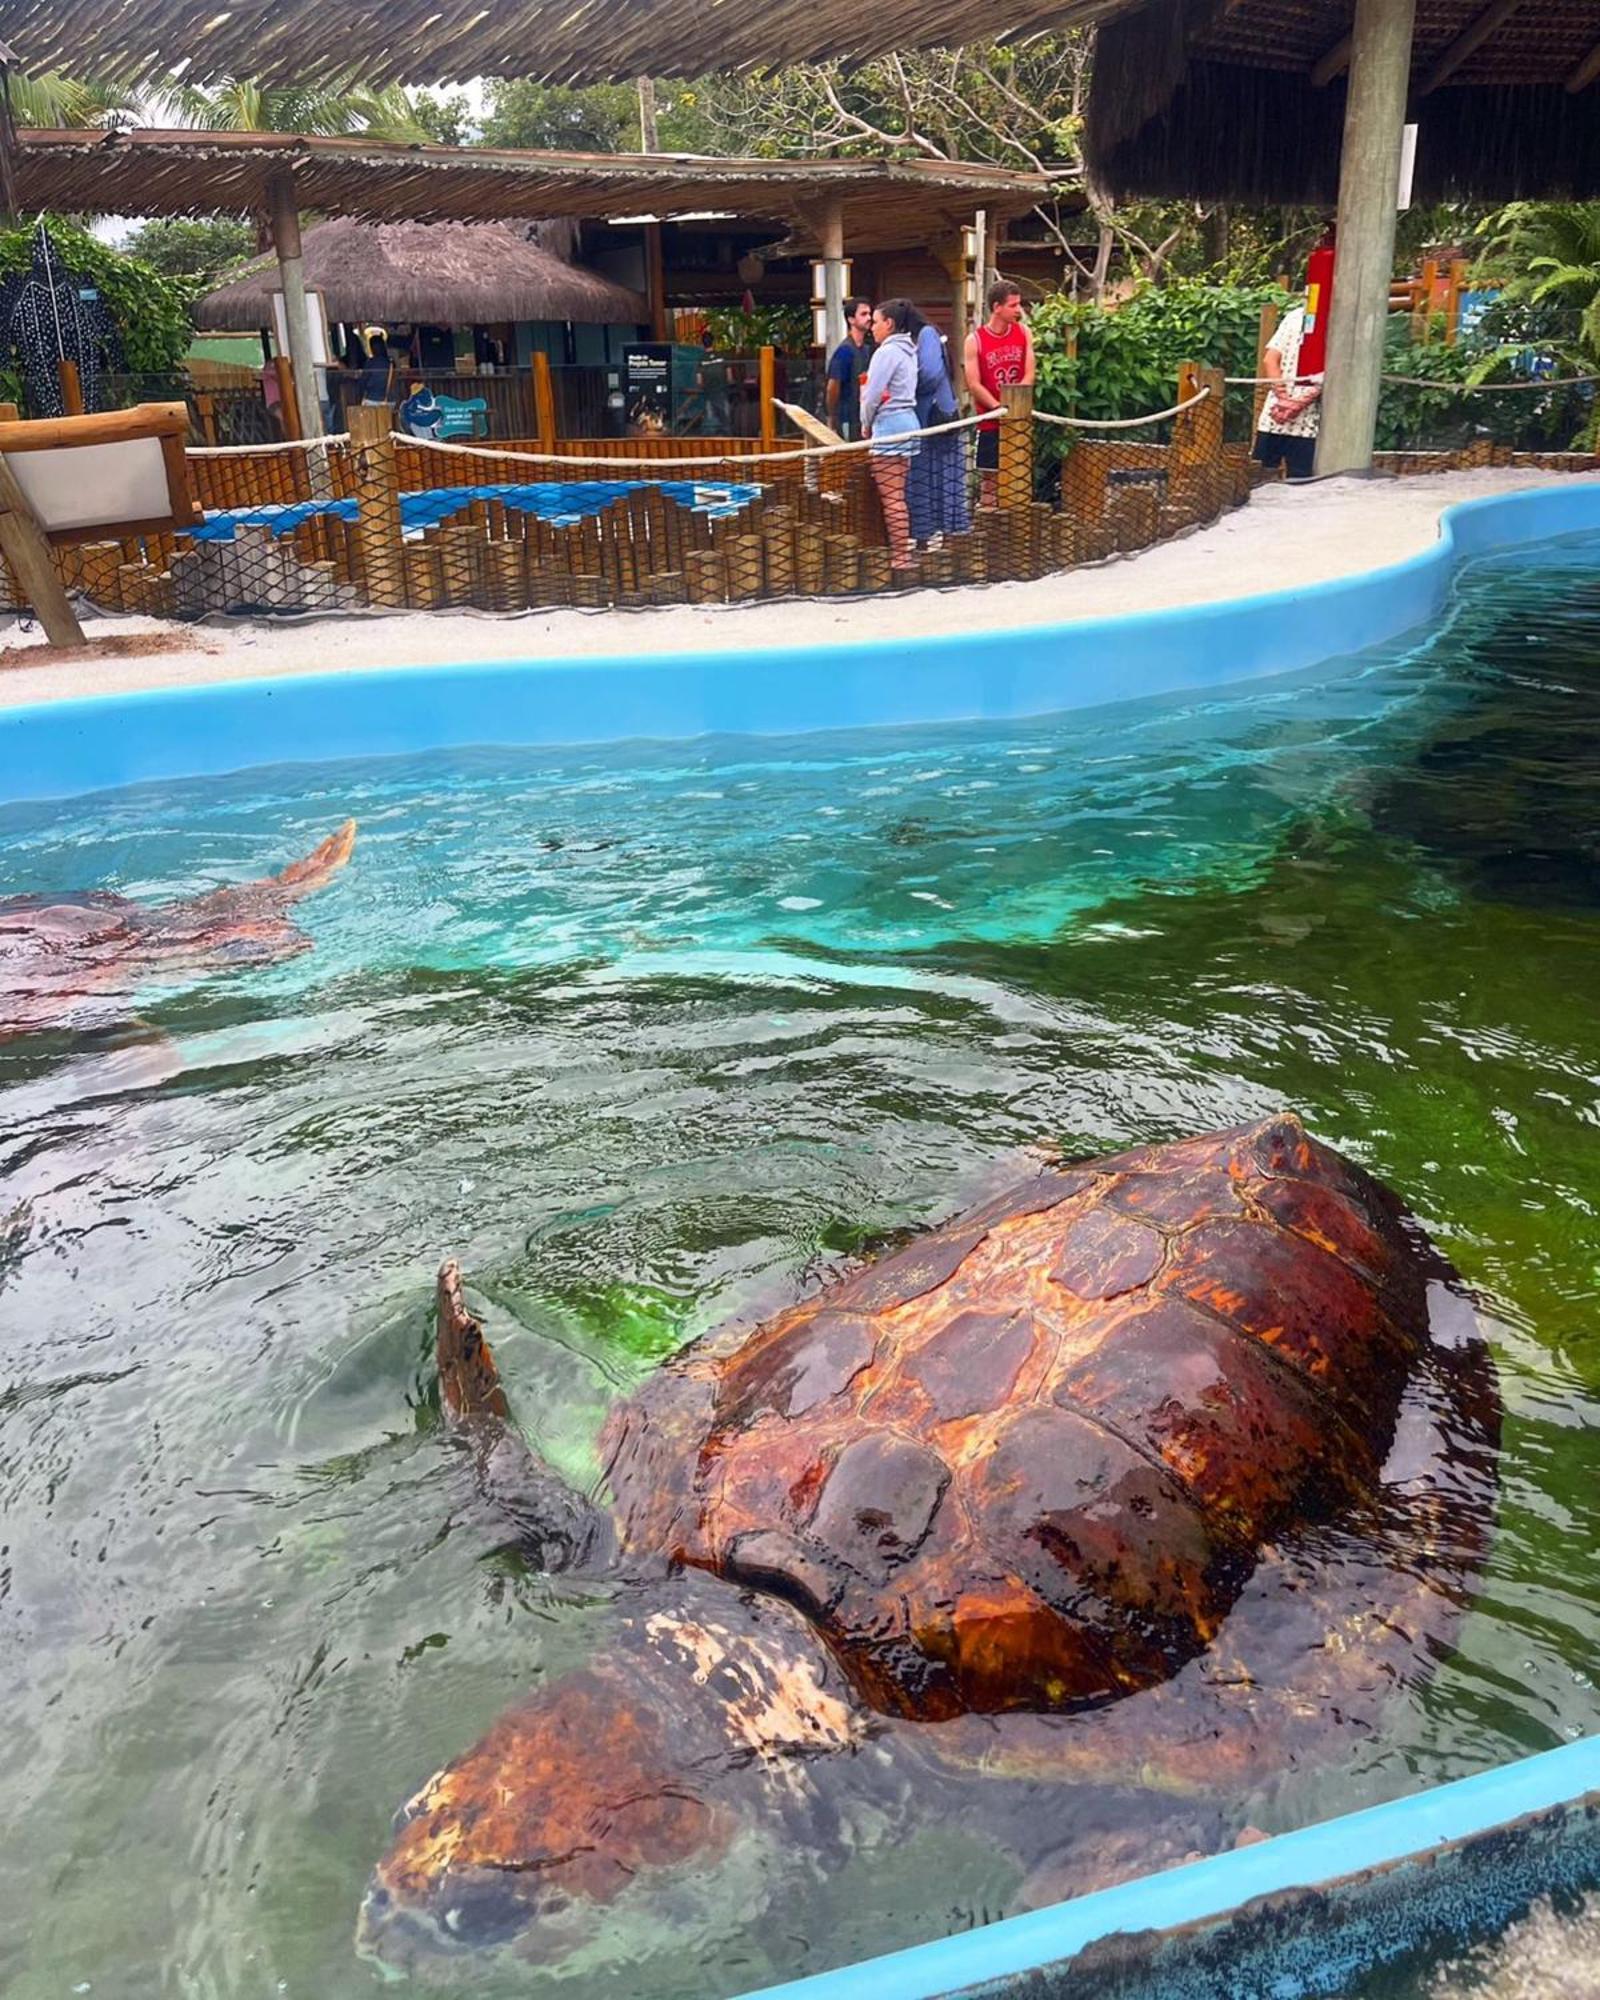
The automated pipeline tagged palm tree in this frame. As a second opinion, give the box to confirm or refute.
[3,69,138,128]
[164,78,432,144]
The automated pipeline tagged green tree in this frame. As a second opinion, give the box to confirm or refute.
[480,77,713,153]
[409,89,474,147]
[123,217,256,287]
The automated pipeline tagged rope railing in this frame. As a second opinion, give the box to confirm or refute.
[1224,372,1600,389]
[1033,387,1212,429]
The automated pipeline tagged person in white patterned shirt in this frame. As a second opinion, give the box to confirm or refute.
[1252,303,1322,481]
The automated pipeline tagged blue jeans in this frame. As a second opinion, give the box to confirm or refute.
[908,417,971,543]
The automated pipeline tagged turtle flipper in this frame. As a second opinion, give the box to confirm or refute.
[434,1260,614,1576]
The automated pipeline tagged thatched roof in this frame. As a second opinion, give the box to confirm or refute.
[196,219,648,329]
[12,130,1048,251]
[0,0,1124,85]
[1087,0,1600,202]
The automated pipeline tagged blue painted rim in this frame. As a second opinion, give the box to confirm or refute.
[2,479,1597,806]
[747,1735,1600,2000]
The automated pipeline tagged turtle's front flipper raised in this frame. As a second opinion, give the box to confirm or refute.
[435,1260,614,1575]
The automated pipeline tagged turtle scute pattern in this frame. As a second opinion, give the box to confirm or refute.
[602,1116,1435,1725]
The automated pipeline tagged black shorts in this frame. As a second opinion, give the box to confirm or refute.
[1252,430,1316,479]
[976,427,1000,472]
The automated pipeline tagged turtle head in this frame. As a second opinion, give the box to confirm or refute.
[358,1607,859,1977]
[357,1659,741,1977]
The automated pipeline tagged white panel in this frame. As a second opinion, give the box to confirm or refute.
[270,290,332,366]
[7,437,171,532]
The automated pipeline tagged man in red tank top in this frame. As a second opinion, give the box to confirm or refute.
[963,279,1034,509]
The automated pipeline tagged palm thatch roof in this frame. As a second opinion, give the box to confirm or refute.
[12,130,1048,251]
[196,219,648,329]
[0,0,1127,86]
[1086,0,1600,202]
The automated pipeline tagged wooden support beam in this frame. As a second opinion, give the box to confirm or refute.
[268,172,323,443]
[1319,0,1419,475]
[1418,0,1523,94]
[0,452,85,646]
[1310,32,1352,85]
[57,357,84,416]
[1566,32,1600,91]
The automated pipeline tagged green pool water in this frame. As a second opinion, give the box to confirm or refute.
[2,535,1598,1999]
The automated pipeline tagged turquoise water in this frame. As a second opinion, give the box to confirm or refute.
[2,536,1600,1998]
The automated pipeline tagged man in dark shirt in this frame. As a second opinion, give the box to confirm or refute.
[825,297,873,440]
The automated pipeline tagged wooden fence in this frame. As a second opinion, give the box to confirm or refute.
[18,368,1261,623]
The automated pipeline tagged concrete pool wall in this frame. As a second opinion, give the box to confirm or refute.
[3,480,1599,806]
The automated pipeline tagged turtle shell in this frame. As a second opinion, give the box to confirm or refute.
[601,1114,1437,1723]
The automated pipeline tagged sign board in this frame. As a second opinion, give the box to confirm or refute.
[623,343,674,434]
[0,403,202,544]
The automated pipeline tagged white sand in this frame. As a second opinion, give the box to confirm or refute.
[0,467,1589,710]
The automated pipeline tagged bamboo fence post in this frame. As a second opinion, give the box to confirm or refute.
[533,351,557,453]
[759,346,777,453]
[998,382,1034,514]
[347,403,405,608]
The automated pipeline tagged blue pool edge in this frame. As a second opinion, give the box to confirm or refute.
[2,478,1597,804]
[745,1735,1600,2000]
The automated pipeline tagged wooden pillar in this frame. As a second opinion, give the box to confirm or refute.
[347,402,405,608]
[533,350,557,453]
[1317,0,1418,475]
[0,453,85,646]
[57,358,84,416]
[268,172,324,443]
[946,235,970,414]
[820,198,846,354]
[644,222,669,343]
[758,345,777,452]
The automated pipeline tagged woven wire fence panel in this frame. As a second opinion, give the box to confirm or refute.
[21,382,1257,625]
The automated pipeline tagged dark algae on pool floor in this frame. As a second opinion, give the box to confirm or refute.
[0,535,1598,1998]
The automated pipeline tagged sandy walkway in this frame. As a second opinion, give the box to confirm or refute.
[0,467,1589,710]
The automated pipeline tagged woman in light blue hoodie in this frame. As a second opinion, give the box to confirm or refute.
[860,298,920,571]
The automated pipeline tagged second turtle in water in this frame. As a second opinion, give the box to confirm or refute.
[362,1115,1500,1974]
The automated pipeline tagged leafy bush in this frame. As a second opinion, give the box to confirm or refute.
[1031,278,1293,426]
[1375,315,1594,451]
[0,217,194,397]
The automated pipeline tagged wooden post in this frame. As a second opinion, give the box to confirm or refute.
[758,345,777,453]
[57,358,84,416]
[533,350,557,454]
[644,222,669,343]
[268,172,324,442]
[1172,361,1226,521]
[346,402,405,608]
[998,381,1034,512]
[274,356,301,442]
[1253,300,1277,434]
[1318,0,1418,474]
[820,198,846,355]
[0,453,86,645]
[1444,256,1467,344]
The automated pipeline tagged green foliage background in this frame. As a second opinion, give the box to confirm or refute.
[0,217,194,388]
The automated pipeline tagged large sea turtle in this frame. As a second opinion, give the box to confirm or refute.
[361,1114,1500,1977]
[0,820,356,1040]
